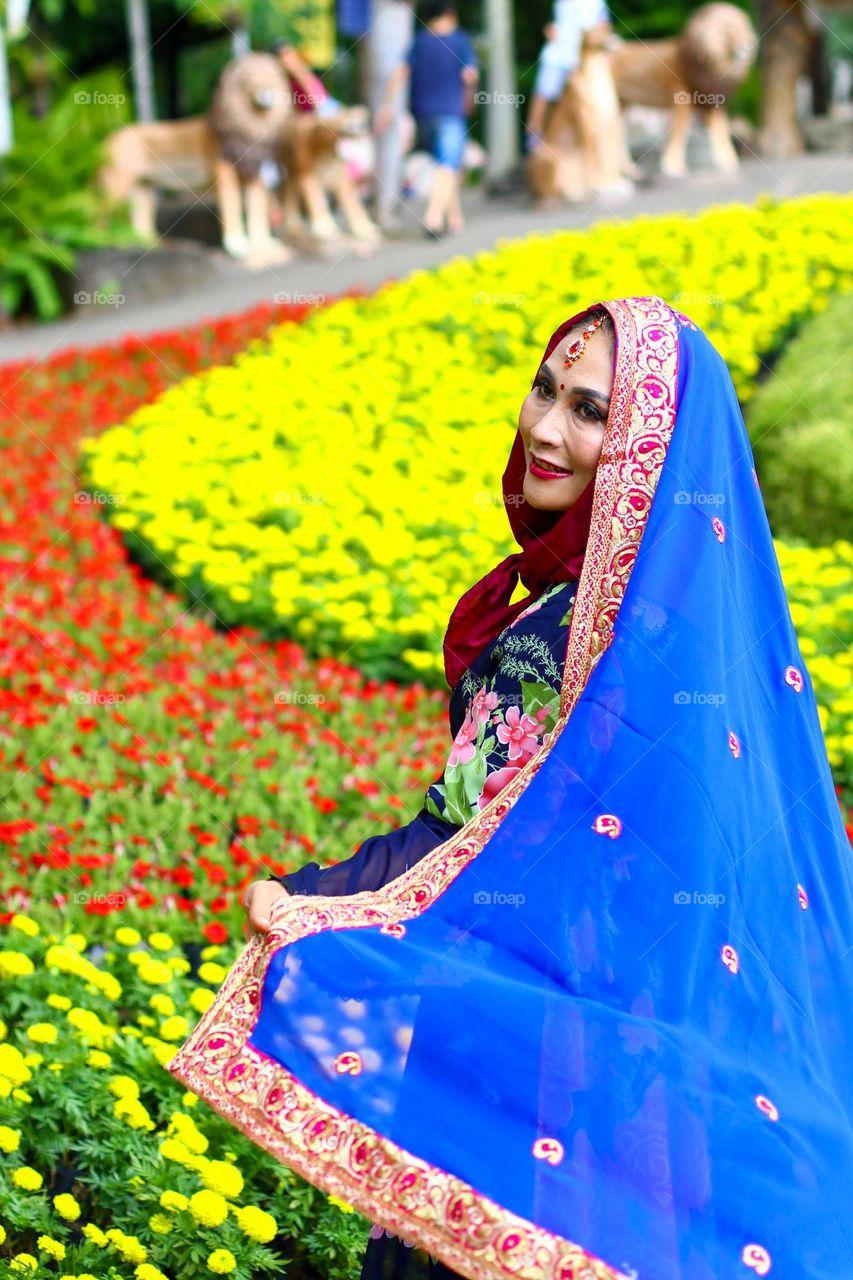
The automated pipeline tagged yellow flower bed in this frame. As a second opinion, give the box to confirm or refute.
[81,195,852,749]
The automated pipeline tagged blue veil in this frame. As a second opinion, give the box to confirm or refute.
[168,297,853,1280]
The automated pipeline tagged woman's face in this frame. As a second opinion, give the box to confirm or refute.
[518,325,614,512]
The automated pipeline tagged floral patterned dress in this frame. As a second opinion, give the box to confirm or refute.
[270,579,578,1277]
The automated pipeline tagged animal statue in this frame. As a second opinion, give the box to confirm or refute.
[529,2,758,201]
[206,51,294,265]
[277,104,383,243]
[754,0,853,155]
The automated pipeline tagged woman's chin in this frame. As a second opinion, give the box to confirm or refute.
[523,477,577,511]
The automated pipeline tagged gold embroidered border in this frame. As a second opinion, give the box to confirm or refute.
[167,296,680,1280]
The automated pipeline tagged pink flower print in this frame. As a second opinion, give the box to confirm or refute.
[448,712,478,767]
[470,684,499,726]
[496,705,542,762]
[478,765,522,809]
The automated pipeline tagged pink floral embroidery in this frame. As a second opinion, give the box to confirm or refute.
[593,813,622,838]
[713,516,726,543]
[728,731,741,759]
[784,665,804,693]
[478,765,522,810]
[755,1095,779,1122]
[721,945,739,974]
[470,684,500,725]
[797,884,808,910]
[532,1137,564,1164]
[333,1051,362,1075]
[496,705,542,762]
[448,713,478,767]
[369,1223,416,1247]
[742,1243,771,1274]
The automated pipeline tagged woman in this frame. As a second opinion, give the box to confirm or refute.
[170,298,853,1280]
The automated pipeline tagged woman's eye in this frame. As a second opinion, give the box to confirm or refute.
[534,379,553,398]
[577,400,604,422]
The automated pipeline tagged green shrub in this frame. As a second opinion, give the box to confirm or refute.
[746,291,853,544]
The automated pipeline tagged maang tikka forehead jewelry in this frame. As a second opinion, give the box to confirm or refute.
[563,313,604,368]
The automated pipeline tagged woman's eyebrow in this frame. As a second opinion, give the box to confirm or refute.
[536,367,611,408]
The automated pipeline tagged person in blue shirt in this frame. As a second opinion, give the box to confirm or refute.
[375,0,479,237]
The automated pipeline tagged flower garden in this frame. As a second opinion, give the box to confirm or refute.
[1,194,852,1277]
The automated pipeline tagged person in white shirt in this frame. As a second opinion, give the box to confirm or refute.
[525,0,611,151]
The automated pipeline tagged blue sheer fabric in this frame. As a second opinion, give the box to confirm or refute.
[175,298,853,1280]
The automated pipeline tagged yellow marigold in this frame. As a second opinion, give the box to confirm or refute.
[0,1044,32,1086]
[108,1074,140,1099]
[149,993,176,1017]
[47,994,72,1011]
[105,1228,147,1263]
[190,988,215,1015]
[159,1015,189,1041]
[200,1159,243,1199]
[0,1224,5,1243]
[148,931,174,951]
[148,1213,174,1234]
[10,1253,38,1272]
[328,1194,356,1213]
[159,1189,189,1212]
[12,1088,33,1104]
[166,956,191,975]
[188,1189,229,1228]
[9,914,39,937]
[234,1205,278,1243]
[53,1193,81,1221]
[0,1018,6,1039]
[37,1235,66,1260]
[87,1049,112,1068]
[114,1097,155,1131]
[182,1090,199,1108]
[143,1035,177,1067]
[26,1022,58,1045]
[136,1265,171,1280]
[0,1124,21,1152]
[167,1114,208,1154]
[206,1249,237,1274]
[23,1052,43,1067]
[64,933,87,952]
[159,1137,205,1169]
[83,1223,109,1247]
[115,926,142,946]
[137,958,173,986]
[200,945,222,961]
[12,1166,43,1191]
[197,962,226,985]
[0,951,35,978]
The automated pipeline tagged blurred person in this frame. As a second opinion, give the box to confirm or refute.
[375,0,479,237]
[526,0,612,151]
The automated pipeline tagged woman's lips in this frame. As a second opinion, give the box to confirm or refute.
[529,455,573,480]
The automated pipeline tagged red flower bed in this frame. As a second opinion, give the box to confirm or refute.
[0,301,449,939]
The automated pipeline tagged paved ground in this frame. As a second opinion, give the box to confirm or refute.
[1,149,851,365]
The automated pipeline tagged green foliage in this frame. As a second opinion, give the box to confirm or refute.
[745,291,853,544]
[0,70,138,321]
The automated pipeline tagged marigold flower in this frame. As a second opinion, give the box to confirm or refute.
[0,951,35,978]
[200,1159,243,1199]
[0,1124,20,1152]
[234,1204,278,1242]
[189,1189,229,1228]
[206,1248,237,1274]
[12,1166,43,1191]
[115,926,142,946]
[26,1023,58,1045]
[10,1252,38,1271]
[37,1235,66,1260]
[53,1192,82,1221]
[9,914,39,937]
[148,931,174,951]
[82,1222,109,1246]
[159,1189,189,1212]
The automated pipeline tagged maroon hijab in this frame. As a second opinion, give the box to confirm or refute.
[442,306,612,688]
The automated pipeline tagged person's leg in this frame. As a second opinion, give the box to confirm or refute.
[526,51,567,150]
[424,116,466,234]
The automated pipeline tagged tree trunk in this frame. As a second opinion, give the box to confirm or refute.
[125,0,157,121]
[484,0,519,189]
[0,23,12,155]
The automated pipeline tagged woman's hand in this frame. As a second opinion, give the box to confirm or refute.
[242,879,290,938]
